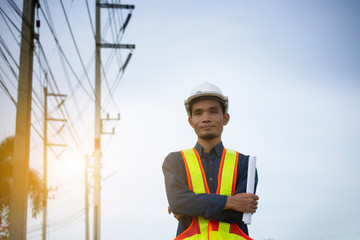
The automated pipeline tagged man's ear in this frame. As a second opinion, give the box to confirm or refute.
[223,113,230,126]
[188,116,194,128]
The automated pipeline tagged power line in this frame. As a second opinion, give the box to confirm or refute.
[59,0,95,97]
[0,45,19,81]
[38,6,95,103]
[0,74,16,105]
[85,0,95,38]
[1,1,136,238]
[35,39,87,156]
[40,0,92,143]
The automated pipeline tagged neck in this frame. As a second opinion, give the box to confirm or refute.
[197,137,221,153]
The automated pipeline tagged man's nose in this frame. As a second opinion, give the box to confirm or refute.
[202,112,211,122]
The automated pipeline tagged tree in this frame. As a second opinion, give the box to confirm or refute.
[0,136,44,239]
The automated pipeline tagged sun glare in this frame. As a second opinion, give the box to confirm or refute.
[48,151,86,184]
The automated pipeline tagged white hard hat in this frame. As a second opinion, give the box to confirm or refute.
[184,81,228,116]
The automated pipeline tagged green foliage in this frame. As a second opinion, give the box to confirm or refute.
[0,136,44,236]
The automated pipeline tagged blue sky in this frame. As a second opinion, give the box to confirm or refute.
[1,0,360,239]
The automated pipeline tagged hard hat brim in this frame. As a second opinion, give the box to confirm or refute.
[185,93,229,117]
[186,92,228,106]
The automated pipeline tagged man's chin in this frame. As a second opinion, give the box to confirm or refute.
[199,133,218,140]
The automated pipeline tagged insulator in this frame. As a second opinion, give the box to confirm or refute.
[56,124,65,134]
[57,99,65,108]
[121,13,132,31]
[121,52,132,71]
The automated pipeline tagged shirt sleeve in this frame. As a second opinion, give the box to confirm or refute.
[162,152,228,220]
[218,154,259,223]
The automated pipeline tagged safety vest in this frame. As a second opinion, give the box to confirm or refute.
[174,148,253,240]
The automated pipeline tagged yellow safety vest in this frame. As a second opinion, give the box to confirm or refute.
[174,148,253,240]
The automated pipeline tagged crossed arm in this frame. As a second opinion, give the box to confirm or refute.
[169,193,259,221]
[163,152,259,222]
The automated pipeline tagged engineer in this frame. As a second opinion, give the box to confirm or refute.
[162,81,259,240]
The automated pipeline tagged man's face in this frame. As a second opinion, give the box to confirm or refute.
[188,99,230,141]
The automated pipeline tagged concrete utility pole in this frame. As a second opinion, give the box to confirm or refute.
[42,87,48,240]
[42,87,66,240]
[9,0,35,239]
[94,1,101,240]
[85,155,90,240]
[93,2,135,240]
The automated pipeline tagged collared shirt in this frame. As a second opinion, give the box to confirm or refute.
[162,142,258,237]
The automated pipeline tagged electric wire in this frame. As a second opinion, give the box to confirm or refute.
[0,74,16,105]
[0,79,46,162]
[0,62,16,83]
[84,0,134,114]
[35,46,88,191]
[102,7,123,106]
[85,0,95,38]
[0,45,18,81]
[35,40,87,156]
[1,1,136,237]
[0,3,48,123]
[1,0,90,162]
[41,0,92,144]
[102,5,124,70]
[0,65,17,91]
[39,6,95,103]
[1,3,89,237]
[0,47,43,124]
[6,0,22,20]
[0,3,22,32]
[59,0,95,98]
[48,209,84,233]
[113,0,126,65]
[0,37,18,68]
[100,2,129,112]
[89,0,131,113]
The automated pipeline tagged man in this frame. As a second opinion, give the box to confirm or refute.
[162,81,259,240]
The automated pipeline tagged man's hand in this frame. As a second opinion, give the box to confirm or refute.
[168,206,183,221]
[224,193,259,213]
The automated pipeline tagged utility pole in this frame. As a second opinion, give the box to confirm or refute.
[94,1,101,240]
[9,0,35,239]
[93,2,135,240]
[42,87,48,240]
[42,87,67,240]
[85,155,89,240]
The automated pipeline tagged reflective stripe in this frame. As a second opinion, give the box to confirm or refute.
[198,217,209,235]
[208,231,248,240]
[181,149,209,194]
[218,221,230,233]
[217,149,238,195]
[177,148,253,240]
[215,149,237,240]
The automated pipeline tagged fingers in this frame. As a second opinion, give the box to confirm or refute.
[241,193,259,213]
[250,195,259,213]
[246,199,258,213]
[174,213,183,221]
[244,193,259,200]
[168,206,184,221]
[249,203,258,213]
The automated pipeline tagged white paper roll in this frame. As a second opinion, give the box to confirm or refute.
[242,156,256,225]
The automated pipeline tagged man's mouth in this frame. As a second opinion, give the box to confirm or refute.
[201,125,214,130]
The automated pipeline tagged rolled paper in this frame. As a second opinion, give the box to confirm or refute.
[242,156,256,225]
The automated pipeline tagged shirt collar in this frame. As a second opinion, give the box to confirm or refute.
[194,141,224,157]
